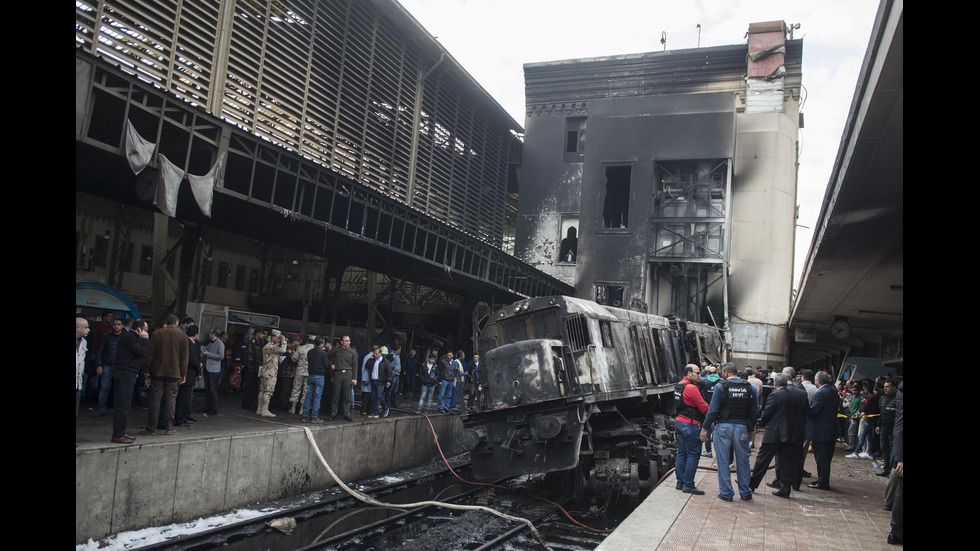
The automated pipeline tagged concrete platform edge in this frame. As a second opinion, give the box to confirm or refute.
[595,455,712,551]
[75,414,463,544]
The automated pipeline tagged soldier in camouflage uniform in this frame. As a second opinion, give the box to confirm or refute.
[289,335,315,414]
[257,329,287,417]
[241,328,267,410]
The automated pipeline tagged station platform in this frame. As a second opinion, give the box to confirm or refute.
[78,391,901,549]
[75,389,463,545]
[597,435,902,550]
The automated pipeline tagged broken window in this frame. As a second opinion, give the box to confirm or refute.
[594,283,626,308]
[139,245,153,275]
[91,237,108,269]
[601,164,631,229]
[564,117,586,160]
[558,215,579,263]
[217,261,229,288]
[651,159,727,258]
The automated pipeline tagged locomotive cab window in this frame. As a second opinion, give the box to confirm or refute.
[599,320,615,348]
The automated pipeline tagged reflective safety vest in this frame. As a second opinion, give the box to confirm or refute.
[454,359,465,384]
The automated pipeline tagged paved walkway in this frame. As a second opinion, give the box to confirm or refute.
[599,435,901,550]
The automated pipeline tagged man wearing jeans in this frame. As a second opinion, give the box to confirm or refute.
[701,363,759,502]
[674,365,710,494]
[436,350,456,413]
[94,318,125,416]
[303,337,329,423]
[876,380,899,477]
[416,353,439,413]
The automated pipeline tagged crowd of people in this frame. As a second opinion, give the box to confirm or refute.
[76,315,902,544]
[673,361,904,545]
[77,312,485,439]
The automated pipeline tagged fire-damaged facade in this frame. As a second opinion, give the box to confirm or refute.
[516,22,802,368]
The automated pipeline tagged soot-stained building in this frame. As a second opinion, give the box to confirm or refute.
[516,21,802,368]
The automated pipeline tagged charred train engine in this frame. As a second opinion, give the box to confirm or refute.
[457,296,725,504]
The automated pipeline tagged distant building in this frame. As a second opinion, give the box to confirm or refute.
[516,21,802,368]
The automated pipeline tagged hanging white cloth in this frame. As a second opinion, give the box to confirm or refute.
[187,152,223,217]
[154,154,186,217]
[125,120,157,175]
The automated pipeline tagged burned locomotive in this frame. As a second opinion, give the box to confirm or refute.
[457,296,726,502]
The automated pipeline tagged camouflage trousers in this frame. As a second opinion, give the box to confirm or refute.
[258,367,278,405]
[290,373,308,406]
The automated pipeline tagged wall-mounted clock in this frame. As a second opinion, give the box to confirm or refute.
[830,319,851,340]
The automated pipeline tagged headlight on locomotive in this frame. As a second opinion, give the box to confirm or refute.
[533,414,564,440]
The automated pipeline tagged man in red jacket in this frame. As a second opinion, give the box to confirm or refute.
[674,364,710,494]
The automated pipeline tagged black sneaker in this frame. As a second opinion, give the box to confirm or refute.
[382,408,389,418]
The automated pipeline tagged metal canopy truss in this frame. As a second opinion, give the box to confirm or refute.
[648,159,732,325]
[77,52,572,302]
[340,268,459,310]
[75,0,519,249]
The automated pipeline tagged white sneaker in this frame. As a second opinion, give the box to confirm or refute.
[858,452,872,459]
[845,453,859,459]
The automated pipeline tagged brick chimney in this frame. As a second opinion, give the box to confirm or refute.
[745,21,788,113]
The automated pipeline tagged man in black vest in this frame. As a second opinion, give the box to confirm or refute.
[748,373,808,497]
[674,364,711,494]
[701,363,759,502]
[887,399,903,545]
[876,380,899,477]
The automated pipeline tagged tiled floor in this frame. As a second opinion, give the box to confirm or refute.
[656,439,900,550]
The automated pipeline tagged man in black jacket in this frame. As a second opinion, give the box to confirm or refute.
[304,337,330,423]
[876,380,900,477]
[175,326,202,426]
[806,371,840,490]
[436,351,456,414]
[887,399,903,545]
[749,373,808,497]
[94,318,125,417]
[110,319,149,444]
[366,345,393,418]
[416,353,439,413]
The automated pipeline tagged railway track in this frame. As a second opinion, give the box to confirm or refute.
[134,457,478,551]
[125,450,629,551]
[339,477,624,551]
